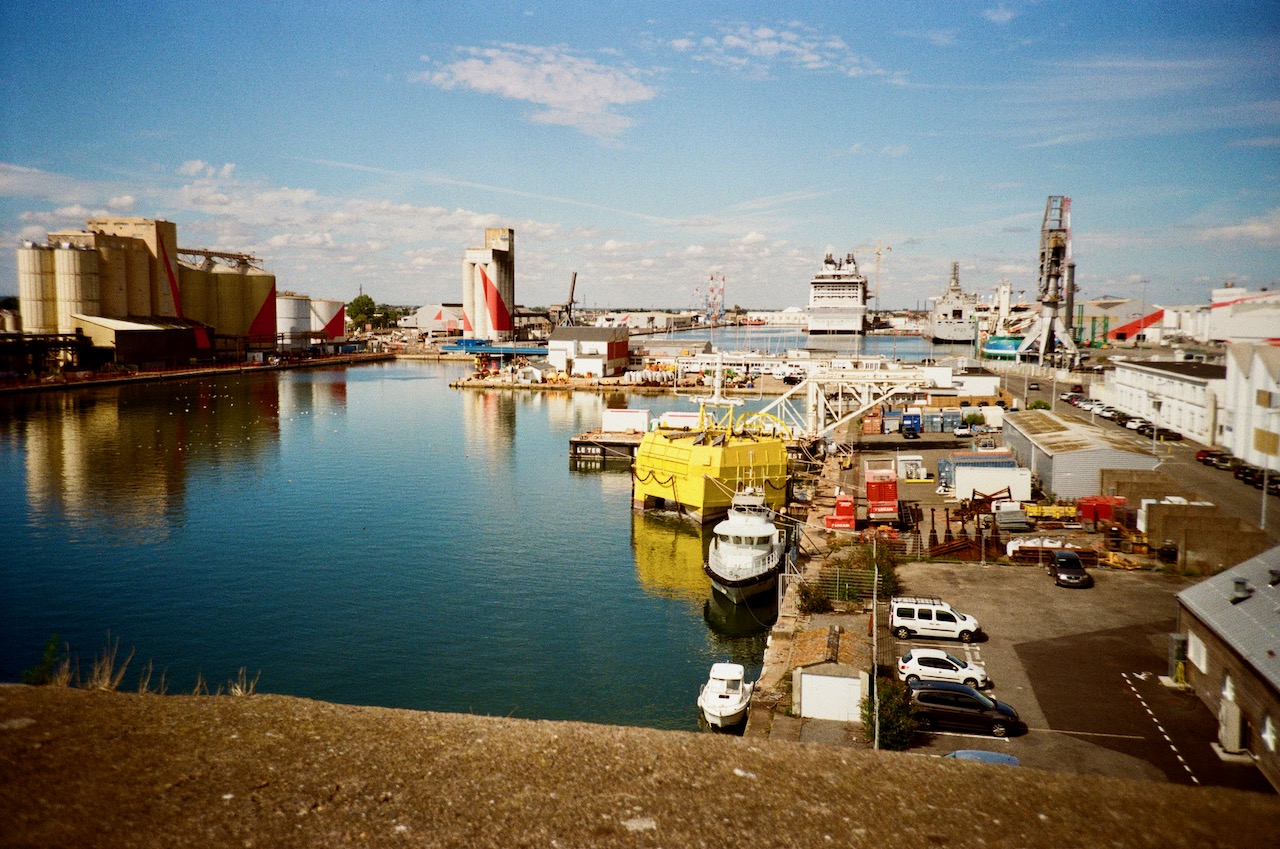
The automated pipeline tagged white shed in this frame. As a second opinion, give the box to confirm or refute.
[790,625,872,723]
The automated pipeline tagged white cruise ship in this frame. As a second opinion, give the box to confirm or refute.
[806,251,867,335]
[923,262,980,343]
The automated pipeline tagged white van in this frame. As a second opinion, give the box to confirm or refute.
[890,596,981,643]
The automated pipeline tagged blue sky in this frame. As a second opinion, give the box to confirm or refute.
[1,1,1277,311]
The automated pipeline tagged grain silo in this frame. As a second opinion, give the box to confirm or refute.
[87,218,179,317]
[52,244,100,334]
[95,239,130,317]
[243,266,277,349]
[213,263,247,338]
[178,260,215,328]
[462,228,514,341]
[276,293,311,350]
[309,298,346,341]
[17,244,57,334]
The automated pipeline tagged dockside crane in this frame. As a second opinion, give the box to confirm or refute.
[1017,196,1080,366]
[554,272,578,327]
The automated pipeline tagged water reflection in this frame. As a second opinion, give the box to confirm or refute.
[629,511,711,601]
[6,377,285,542]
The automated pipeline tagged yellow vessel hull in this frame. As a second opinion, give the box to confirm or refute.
[631,430,789,523]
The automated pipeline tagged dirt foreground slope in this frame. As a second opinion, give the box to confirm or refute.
[0,684,1274,848]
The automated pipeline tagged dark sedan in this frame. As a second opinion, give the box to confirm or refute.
[1048,550,1093,588]
[909,681,1021,738]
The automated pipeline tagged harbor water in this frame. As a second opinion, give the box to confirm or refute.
[0,360,778,730]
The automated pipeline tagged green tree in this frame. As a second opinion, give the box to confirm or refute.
[861,676,920,750]
[1029,399,1051,410]
[348,294,376,326]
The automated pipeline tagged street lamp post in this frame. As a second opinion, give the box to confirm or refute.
[1151,398,1163,457]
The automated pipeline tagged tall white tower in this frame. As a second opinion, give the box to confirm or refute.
[462,228,515,341]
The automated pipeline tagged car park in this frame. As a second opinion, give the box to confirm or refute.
[1048,550,1093,588]
[909,681,1021,738]
[890,597,981,643]
[897,648,989,688]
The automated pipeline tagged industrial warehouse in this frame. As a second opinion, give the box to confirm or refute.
[7,217,347,374]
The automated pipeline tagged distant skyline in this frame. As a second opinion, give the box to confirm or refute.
[2,2,1277,311]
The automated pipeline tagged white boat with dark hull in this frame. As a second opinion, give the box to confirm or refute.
[703,488,787,604]
[697,662,754,728]
[806,251,868,335]
[924,262,980,343]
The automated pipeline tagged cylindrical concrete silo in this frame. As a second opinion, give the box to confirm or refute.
[462,258,477,339]
[17,245,57,334]
[213,263,247,337]
[309,298,345,341]
[178,261,213,327]
[244,267,277,350]
[125,242,152,316]
[53,245,100,334]
[152,220,180,317]
[97,241,129,318]
[276,294,310,350]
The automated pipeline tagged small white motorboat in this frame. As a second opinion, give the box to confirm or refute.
[703,488,787,604]
[697,662,754,728]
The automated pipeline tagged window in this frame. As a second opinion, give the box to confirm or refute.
[1264,716,1277,753]
[1222,673,1236,703]
[918,609,933,621]
[937,611,956,623]
[897,608,915,620]
[1187,631,1207,672]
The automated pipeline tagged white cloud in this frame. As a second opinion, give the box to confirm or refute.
[983,6,1018,25]
[107,194,136,210]
[418,44,654,139]
[681,22,894,81]
[1196,208,1280,245]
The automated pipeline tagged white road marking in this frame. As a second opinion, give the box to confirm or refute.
[1123,672,1200,785]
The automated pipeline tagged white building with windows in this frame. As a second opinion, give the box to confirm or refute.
[1221,344,1280,472]
[1109,358,1227,446]
[1177,546,1280,791]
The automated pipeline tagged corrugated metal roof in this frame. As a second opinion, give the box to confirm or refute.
[1178,546,1280,692]
[1122,360,1226,381]
[548,326,629,342]
[1005,410,1150,456]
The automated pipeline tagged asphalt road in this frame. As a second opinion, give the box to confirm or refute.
[893,561,1273,793]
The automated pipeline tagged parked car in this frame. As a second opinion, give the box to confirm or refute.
[902,426,920,440]
[1196,449,1226,465]
[1125,418,1148,430]
[1235,464,1261,482]
[1070,384,1084,393]
[1152,427,1183,441]
[890,597,982,643]
[1112,413,1131,426]
[1048,550,1093,588]
[1212,455,1240,470]
[909,681,1021,738]
[897,648,989,689]
[1028,381,1039,390]
[1096,407,1117,419]
[953,425,973,438]
[1060,391,1081,402]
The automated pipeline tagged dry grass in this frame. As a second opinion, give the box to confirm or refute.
[85,636,134,691]
[26,636,256,698]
